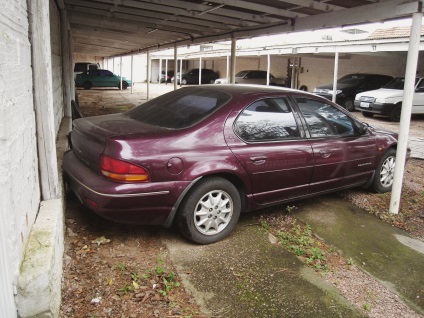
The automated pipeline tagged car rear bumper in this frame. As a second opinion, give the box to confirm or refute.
[354,100,395,115]
[63,151,189,225]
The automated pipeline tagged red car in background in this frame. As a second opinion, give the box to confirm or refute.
[63,85,400,244]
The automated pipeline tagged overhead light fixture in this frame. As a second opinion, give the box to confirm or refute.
[147,28,158,34]
[198,3,225,16]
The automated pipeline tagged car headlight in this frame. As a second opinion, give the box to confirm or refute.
[375,98,392,104]
[328,90,342,95]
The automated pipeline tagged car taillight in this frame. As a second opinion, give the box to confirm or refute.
[99,155,150,182]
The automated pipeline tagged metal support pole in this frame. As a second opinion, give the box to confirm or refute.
[230,37,236,84]
[147,50,150,100]
[131,55,134,94]
[291,57,296,89]
[159,58,162,84]
[389,12,423,214]
[226,55,229,83]
[113,57,115,73]
[119,57,123,90]
[165,59,168,85]
[180,58,183,87]
[332,50,339,103]
[174,44,178,90]
[266,54,270,86]
[199,56,202,85]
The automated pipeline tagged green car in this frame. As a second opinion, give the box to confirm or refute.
[75,69,132,90]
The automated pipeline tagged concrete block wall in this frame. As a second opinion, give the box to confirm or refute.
[0,0,40,316]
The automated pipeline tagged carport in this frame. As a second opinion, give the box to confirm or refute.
[3,1,424,317]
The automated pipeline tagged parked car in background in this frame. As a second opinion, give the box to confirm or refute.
[75,69,132,90]
[215,70,287,86]
[313,73,393,111]
[63,85,401,244]
[158,70,174,83]
[171,68,218,85]
[355,77,424,121]
[74,62,100,79]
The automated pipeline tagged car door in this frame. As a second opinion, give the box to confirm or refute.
[100,70,118,87]
[225,97,314,204]
[413,78,424,114]
[292,95,377,194]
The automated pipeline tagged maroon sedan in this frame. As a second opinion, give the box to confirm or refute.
[63,85,399,244]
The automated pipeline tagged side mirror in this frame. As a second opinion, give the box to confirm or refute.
[356,122,368,135]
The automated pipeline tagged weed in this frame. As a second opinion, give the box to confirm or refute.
[259,219,270,230]
[347,258,354,265]
[286,205,296,213]
[363,303,371,311]
[130,272,139,281]
[115,262,127,271]
[116,283,133,295]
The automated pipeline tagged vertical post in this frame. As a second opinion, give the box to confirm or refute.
[60,9,72,119]
[146,50,150,100]
[199,56,202,85]
[226,55,229,83]
[131,55,134,94]
[159,58,162,84]
[174,44,178,90]
[390,12,423,214]
[113,57,115,73]
[165,59,168,85]
[179,58,183,87]
[230,37,236,84]
[266,54,270,86]
[119,57,123,90]
[290,58,296,88]
[332,50,339,103]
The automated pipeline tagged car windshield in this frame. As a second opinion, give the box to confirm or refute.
[125,87,231,129]
[382,78,420,90]
[337,74,367,84]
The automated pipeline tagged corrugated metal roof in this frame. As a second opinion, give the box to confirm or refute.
[60,0,422,58]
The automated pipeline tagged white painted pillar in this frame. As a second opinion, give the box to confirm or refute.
[291,58,296,88]
[113,57,115,73]
[165,59,168,85]
[158,58,161,84]
[147,50,150,100]
[199,56,202,85]
[390,12,423,214]
[226,55,229,83]
[30,0,60,200]
[230,37,236,84]
[332,50,339,103]
[179,58,183,87]
[174,44,178,90]
[131,55,134,94]
[119,57,123,90]
[266,54,270,86]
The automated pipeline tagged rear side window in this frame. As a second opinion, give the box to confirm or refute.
[234,98,300,142]
[125,88,231,129]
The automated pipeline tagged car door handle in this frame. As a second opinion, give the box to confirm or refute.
[319,150,331,158]
[250,156,267,164]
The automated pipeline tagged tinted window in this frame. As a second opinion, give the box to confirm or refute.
[235,71,249,78]
[234,98,300,142]
[125,88,231,129]
[100,70,113,76]
[294,98,355,137]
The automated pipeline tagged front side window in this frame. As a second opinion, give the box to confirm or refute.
[294,97,355,137]
[125,87,231,129]
[234,98,300,142]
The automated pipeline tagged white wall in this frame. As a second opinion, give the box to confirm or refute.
[0,0,40,315]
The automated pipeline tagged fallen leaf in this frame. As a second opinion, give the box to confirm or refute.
[92,236,111,245]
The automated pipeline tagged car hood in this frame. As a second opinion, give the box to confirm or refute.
[356,88,402,99]
[315,82,356,91]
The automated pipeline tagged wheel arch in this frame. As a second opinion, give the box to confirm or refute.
[163,172,249,228]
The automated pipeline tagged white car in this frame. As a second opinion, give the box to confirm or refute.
[354,77,424,121]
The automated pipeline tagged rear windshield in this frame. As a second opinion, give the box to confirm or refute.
[337,74,367,84]
[125,87,231,129]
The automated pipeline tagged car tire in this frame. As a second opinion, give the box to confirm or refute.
[177,177,241,244]
[362,111,374,118]
[122,81,129,90]
[390,104,401,122]
[181,78,187,85]
[299,85,308,91]
[342,98,355,112]
[83,81,92,90]
[370,148,396,193]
